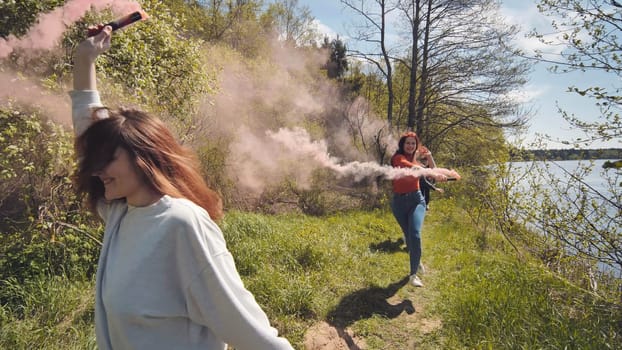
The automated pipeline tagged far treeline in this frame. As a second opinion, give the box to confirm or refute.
[514,148,622,161]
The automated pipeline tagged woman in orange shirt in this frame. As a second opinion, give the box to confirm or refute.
[390,132,460,287]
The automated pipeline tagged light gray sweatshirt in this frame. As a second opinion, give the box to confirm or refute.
[71,90,293,350]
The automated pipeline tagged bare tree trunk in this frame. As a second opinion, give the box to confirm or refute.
[341,0,397,128]
[380,0,395,128]
[415,0,432,139]
[406,0,421,131]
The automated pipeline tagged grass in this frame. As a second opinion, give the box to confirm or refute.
[1,198,620,349]
[0,276,97,350]
[425,202,621,350]
[221,209,411,346]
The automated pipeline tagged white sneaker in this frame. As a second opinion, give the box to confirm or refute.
[409,275,424,287]
[418,263,425,274]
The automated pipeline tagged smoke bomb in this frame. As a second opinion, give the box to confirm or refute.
[87,10,148,37]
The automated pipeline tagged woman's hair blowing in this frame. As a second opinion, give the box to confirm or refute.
[74,108,223,221]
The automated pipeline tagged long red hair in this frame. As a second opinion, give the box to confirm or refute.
[74,108,223,221]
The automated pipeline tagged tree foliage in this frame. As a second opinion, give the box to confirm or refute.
[396,0,530,146]
[323,36,348,79]
[0,0,65,38]
[531,0,621,149]
[503,0,622,296]
[166,0,269,55]
[341,0,530,162]
[341,0,398,127]
[262,0,318,47]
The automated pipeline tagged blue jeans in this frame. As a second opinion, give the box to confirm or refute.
[390,191,427,276]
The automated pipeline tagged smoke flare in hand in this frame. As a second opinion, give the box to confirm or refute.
[266,127,458,182]
[87,10,148,37]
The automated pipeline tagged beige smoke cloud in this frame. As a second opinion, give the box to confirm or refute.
[266,127,442,181]
[0,72,70,125]
[201,41,405,196]
[200,42,348,195]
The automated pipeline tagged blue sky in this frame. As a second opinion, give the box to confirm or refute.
[294,0,620,150]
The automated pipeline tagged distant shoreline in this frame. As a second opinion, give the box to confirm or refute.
[511,148,622,161]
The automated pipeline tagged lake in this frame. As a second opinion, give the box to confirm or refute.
[510,159,617,194]
[507,159,620,277]
[509,159,619,216]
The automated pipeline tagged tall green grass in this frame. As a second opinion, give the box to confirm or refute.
[1,199,619,349]
[425,200,621,350]
[0,276,97,350]
[221,209,411,345]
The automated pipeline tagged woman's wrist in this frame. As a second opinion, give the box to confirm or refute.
[72,56,98,91]
[74,47,99,64]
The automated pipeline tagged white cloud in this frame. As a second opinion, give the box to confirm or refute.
[506,83,550,104]
[312,19,339,41]
[500,2,566,56]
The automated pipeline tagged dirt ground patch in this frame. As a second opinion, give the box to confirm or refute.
[302,277,442,349]
[303,321,367,350]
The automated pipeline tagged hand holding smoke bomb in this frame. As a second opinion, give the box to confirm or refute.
[87,10,149,37]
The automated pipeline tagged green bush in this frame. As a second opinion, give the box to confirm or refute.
[0,106,72,224]
[0,105,101,282]
[60,0,216,129]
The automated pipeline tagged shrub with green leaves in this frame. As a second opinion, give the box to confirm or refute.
[0,0,65,38]
[0,105,101,282]
[0,105,73,225]
[59,0,217,137]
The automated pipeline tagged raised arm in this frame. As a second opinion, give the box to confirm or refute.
[417,145,437,169]
[73,25,111,91]
[71,26,112,136]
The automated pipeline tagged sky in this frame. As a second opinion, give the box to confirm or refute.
[295,0,621,150]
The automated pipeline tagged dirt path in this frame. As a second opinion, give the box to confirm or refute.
[302,276,442,349]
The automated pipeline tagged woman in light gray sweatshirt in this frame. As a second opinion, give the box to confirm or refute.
[71,25,293,350]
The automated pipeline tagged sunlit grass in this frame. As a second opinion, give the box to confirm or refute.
[1,198,619,349]
[427,201,621,350]
[221,209,410,347]
[0,276,97,350]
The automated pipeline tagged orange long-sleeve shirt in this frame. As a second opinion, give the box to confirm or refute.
[391,153,421,194]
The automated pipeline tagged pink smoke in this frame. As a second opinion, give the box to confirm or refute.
[0,0,141,58]
[0,72,71,125]
[266,127,457,182]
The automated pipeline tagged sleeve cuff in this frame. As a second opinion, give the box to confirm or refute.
[70,90,105,136]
